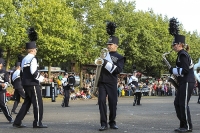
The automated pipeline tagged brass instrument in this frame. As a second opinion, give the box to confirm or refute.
[92,48,109,96]
[162,50,179,89]
[194,59,200,82]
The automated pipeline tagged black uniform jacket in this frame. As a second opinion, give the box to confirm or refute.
[128,76,139,87]
[11,69,23,89]
[99,51,125,84]
[21,54,42,86]
[0,69,9,92]
[174,49,195,83]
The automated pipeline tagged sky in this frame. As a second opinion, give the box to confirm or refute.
[125,0,200,33]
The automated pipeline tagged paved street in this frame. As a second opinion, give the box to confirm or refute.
[0,95,200,133]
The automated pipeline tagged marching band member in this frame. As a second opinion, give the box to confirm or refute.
[13,28,47,128]
[61,73,68,107]
[128,70,142,106]
[169,33,194,132]
[196,70,200,104]
[168,18,195,132]
[0,48,13,123]
[61,73,75,107]
[98,22,125,131]
[11,59,25,114]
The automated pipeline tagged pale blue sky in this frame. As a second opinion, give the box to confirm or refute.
[125,0,200,33]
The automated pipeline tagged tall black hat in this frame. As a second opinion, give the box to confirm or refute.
[15,62,21,67]
[26,27,38,49]
[173,35,185,44]
[0,48,4,64]
[169,17,185,45]
[107,36,119,45]
[106,21,119,45]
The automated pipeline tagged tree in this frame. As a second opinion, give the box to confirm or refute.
[0,0,27,70]
[21,0,82,77]
[1,0,200,79]
[186,31,200,64]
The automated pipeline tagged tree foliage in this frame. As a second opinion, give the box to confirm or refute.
[21,0,82,66]
[0,0,27,70]
[0,0,200,78]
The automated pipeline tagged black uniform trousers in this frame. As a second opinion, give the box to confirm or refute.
[197,82,200,103]
[134,92,142,105]
[14,85,43,127]
[98,82,117,127]
[174,82,194,130]
[63,88,70,107]
[12,88,25,112]
[0,91,12,121]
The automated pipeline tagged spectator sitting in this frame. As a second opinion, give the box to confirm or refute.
[86,90,92,99]
[80,90,87,99]
[81,84,88,94]
[76,91,82,98]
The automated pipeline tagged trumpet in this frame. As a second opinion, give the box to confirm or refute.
[92,48,109,96]
[194,58,200,82]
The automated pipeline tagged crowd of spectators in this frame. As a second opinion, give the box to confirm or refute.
[35,72,200,99]
[116,74,177,97]
[55,72,94,100]
[7,65,199,104]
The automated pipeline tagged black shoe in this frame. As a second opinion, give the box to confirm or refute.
[13,123,26,128]
[65,106,70,107]
[177,128,192,132]
[137,104,142,106]
[174,128,180,131]
[11,111,18,114]
[110,125,118,129]
[9,119,14,124]
[99,126,108,131]
[33,125,48,128]
[133,103,135,106]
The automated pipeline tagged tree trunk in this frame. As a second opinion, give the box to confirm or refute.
[80,63,83,88]
[48,62,52,83]
[5,48,11,71]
